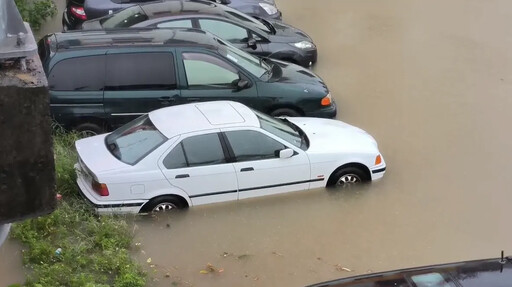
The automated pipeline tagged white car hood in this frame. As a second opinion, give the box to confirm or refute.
[287,117,378,154]
[75,134,130,174]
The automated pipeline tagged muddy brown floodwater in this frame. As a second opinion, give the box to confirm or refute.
[3,0,512,286]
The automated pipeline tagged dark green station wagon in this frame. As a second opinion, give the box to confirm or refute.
[38,28,336,134]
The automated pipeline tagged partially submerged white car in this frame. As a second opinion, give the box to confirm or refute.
[75,101,386,214]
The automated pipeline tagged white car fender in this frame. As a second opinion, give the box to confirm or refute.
[143,187,193,207]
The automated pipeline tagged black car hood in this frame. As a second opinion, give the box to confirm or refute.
[269,59,327,90]
[267,21,312,43]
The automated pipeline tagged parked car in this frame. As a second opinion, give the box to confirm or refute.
[62,0,281,31]
[75,101,385,214]
[80,0,317,67]
[307,255,512,287]
[38,28,336,135]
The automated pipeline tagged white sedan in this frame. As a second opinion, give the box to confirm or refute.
[75,101,386,214]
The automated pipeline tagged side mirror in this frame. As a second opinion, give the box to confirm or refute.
[247,38,257,50]
[279,148,294,159]
[232,78,249,91]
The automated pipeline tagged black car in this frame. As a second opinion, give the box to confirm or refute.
[62,0,281,31]
[38,28,335,135]
[81,0,317,67]
[307,255,512,287]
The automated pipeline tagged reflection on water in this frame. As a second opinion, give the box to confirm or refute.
[10,0,512,286]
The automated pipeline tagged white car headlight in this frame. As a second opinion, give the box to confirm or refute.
[291,41,315,49]
[259,3,278,15]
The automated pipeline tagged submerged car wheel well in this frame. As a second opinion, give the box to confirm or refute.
[139,194,189,213]
[326,163,371,186]
[269,105,304,117]
[72,117,110,135]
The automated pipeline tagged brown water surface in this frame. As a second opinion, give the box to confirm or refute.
[8,0,512,286]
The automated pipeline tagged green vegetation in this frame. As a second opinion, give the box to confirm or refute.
[10,131,146,287]
[15,0,57,31]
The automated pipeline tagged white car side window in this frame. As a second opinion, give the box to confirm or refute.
[163,133,226,169]
[224,130,286,162]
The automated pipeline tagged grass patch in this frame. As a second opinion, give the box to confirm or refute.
[10,130,146,287]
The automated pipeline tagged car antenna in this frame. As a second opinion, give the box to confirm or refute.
[499,250,506,273]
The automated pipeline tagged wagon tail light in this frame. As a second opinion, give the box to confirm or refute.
[321,93,332,106]
[70,6,87,20]
[92,179,109,196]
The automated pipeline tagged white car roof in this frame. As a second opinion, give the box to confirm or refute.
[148,101,260,138]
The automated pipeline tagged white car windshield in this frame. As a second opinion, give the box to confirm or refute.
[216,38,271,78]
[253,109,308,150]
[101,5,149,29]
[105,115,167,165]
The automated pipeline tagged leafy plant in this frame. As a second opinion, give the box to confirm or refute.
[15,0,57,31]
[10,131,146,287]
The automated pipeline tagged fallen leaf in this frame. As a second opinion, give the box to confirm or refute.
[342,267,352,272]
[199,270,209,274]
[165,273,171,278]
[218,268,224,273]
[272,251,283,256]
[334,264,352,272]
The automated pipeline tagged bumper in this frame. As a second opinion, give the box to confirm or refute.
[370,156,387,181]
[304,101,337,119]
[74,163,145,214]
[62,9,84,31]
[297,49,318,68]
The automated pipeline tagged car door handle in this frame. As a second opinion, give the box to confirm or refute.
[159,96,175,101]
[175,174,189,179]
[240,167,254,172]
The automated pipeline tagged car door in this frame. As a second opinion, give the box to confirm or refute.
[158,132,238,206]
[175,50,262,109]
[103,49,180,128]
[48,54,106,129]
[221,128,311,200]
[196,18,264,55]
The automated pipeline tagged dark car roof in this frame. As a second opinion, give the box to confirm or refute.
[140,0,227,18]
[52,27,218,52]
[307,256,512,287]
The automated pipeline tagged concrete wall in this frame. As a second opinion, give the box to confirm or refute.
[0,54,56,224]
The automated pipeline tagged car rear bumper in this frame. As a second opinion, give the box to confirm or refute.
[74,163,145,214]
[62,9,84,31]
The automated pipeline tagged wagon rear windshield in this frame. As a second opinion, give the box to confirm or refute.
[105,115,167,165]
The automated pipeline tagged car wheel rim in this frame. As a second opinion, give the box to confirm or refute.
[152,202,177,212]
[336,174,361,186]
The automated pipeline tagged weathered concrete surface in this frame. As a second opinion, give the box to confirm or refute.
[0,52,55,225]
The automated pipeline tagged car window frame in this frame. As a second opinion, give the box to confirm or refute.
[197,17,250,44]
[154,18,194,29]
[104,50,178,91]
[220,127,302,163]
[161,131,231,170]
[179,50,247,90]
[48,54,107,91]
